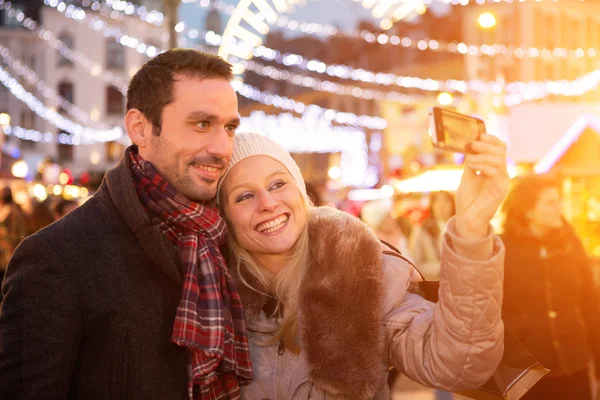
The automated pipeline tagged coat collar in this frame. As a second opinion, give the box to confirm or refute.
[232,207,387,399]
[103,146,183,286]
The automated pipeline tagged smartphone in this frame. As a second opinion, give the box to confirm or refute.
[429,107,486,153]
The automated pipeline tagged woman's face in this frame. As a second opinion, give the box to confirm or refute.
[432,193,454,221]
[526,187,563,232]
[220,156,307,262]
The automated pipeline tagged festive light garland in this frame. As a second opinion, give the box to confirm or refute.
[106,0,597,60]
[242,56,600,104]
[35,4,390,128]
[3,125,55,144]
[234,80,388,130]
[0,44,108,128]
[0,66,123,144]
[43,0,162,62]
[0,1,129,94]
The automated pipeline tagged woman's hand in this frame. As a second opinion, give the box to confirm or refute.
[455,134,510,240]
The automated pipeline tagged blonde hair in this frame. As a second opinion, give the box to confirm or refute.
[224,191,312,352]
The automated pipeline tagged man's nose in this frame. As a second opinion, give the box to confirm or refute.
[207,128,234,160]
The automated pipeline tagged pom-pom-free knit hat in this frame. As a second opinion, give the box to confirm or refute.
[217,133,307,205]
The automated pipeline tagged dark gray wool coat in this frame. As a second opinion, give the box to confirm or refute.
[0,147,191,399]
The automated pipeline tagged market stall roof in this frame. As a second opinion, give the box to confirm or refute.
[534,114,600,175]
[508,103,600,163]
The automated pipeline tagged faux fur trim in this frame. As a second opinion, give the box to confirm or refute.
[230,207,387,399]
[300,207,386,399]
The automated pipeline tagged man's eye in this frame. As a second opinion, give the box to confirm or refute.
[225,125,238,133]
[197,121,209,129]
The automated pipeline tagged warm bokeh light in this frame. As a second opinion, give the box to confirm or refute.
[11,160,28,178]
[32,184,48,202]
[90,109,100,122]
[59,172,70,185]
[437,92,454,106]
[0,112,10,126]
[380,19,393,30]
[478,12,497,29]
[381,184,394,197]
[90,151,101,165]
[328,166,341,180]
[53,185,63,196]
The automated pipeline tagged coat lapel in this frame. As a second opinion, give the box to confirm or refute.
[104,146,183,286]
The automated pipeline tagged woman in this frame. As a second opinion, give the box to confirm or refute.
[217,132,509,399]
[410,190,455,280]
[502,175,600,400]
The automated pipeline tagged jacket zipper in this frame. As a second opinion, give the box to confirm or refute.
[276,337,286,400]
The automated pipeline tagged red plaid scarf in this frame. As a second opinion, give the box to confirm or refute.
[130,151,252,400]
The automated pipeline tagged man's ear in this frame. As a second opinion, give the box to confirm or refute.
[125,109,151,148]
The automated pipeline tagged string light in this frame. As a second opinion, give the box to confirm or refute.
[3,125,55,144]
[239,111,369,186]
[242,60,421,103]
[0,66,123,144]
[35,4,388,128]
[234,81,388,130]
[243,52,600,102]
[43,0,162,62]
[0,44,108,128]
[0,1,129,94]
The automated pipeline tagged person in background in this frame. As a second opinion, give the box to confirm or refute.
[27,200,55,236]
[54,199,79,220]
[304,182,325,207]
[361,200,411,258]
[0,187,26,299]
[502,175,600,400]
[410,190,456,280]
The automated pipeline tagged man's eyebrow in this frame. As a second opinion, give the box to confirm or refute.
[185,111,217,121]
[185,112,240,125]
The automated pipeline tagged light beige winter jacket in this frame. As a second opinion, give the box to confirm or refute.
[233,206,505,400]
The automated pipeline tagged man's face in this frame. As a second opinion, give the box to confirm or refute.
[140,76,239,202]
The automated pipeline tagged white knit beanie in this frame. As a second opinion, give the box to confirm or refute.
[217,133,307,205]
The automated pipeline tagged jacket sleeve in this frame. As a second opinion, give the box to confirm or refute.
[0,234,82,399]
[384,217,505,390]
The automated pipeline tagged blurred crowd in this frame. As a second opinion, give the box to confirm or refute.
[307,176,600,399]
[0,187,79,295]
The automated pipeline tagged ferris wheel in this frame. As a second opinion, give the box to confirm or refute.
[217,0,426,79]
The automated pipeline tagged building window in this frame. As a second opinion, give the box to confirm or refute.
[105,86,124,116]
[58,81,74,114]
[20,109,35,130]
[58,33,74,66]
[105,141,123,162]
[106,39,125,70]
[57,132,74,162]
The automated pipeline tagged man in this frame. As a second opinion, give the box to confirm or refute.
[0,49,251,399]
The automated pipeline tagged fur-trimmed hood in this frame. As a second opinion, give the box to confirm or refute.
[231,206,388,399]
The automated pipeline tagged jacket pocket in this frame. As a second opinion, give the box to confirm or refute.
[111,329,134,400]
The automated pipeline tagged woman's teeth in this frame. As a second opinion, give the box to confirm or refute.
[257,215,289,233]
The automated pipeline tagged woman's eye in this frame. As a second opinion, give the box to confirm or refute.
[235,193,253,203]
[270,181,286,190]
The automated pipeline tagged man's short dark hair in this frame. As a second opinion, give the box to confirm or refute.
[126,49,234,136]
